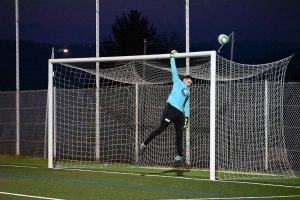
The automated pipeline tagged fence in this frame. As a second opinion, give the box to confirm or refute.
[0,90,47,157]
[0,83,299,171]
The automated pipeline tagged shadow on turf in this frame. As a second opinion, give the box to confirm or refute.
[141,168,191,176]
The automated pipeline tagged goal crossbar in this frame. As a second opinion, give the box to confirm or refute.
[48,51,216,63]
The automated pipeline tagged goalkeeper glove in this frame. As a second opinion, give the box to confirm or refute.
[170,50,177,58]
[184,117,190,129]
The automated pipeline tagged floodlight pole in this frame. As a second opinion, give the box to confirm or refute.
[228,31,234,171]
[143,38,147,55]
[95,0,100,161]
[230,31,234,62]
[143,38,147,79]
[217,31,234,177]
[15,0,20,156]
[185,0,191,167]
[51,47,55,59]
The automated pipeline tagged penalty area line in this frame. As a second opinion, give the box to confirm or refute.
[0,191,65,200]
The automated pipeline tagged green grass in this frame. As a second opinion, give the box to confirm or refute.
[0,156,299,200]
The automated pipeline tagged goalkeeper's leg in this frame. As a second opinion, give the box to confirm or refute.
[174,116,185,167]
[139,104,173,157]
[139,120,169,157]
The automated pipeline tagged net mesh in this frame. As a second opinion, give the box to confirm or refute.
[51,53,295,179]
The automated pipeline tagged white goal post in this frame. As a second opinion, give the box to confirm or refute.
[48,51,295,180]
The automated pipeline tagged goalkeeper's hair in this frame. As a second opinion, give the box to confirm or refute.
[182,75,194,82]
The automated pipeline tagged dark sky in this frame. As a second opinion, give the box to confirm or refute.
[0,0,300,90]
[1,0,300,45]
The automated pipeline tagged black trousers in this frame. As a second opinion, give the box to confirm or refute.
[144,103,185,157]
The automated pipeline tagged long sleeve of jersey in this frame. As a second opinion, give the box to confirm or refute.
[167,58,190,117]
[183,96,190,118]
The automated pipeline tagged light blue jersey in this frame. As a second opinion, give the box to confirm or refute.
[167,58,190,117]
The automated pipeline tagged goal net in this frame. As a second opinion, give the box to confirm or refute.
[48,51,295,180]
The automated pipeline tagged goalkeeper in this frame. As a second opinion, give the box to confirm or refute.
[139,50,193,167]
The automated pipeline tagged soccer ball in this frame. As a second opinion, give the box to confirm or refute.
[218,34,229,45]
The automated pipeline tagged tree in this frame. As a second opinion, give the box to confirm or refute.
[101,10,181,56]
[152,30,182,54]
[101,10,158,56]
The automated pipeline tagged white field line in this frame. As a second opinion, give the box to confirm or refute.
[221,179,300,189]
[0,191,65,200]
[1,164,299,189]
[0,164,38,168]
[162,194,300,199]
[62,168,300,189]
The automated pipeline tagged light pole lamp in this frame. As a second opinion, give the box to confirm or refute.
[51,47,68,59]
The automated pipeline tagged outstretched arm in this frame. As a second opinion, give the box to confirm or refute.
[170,50,180,82]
